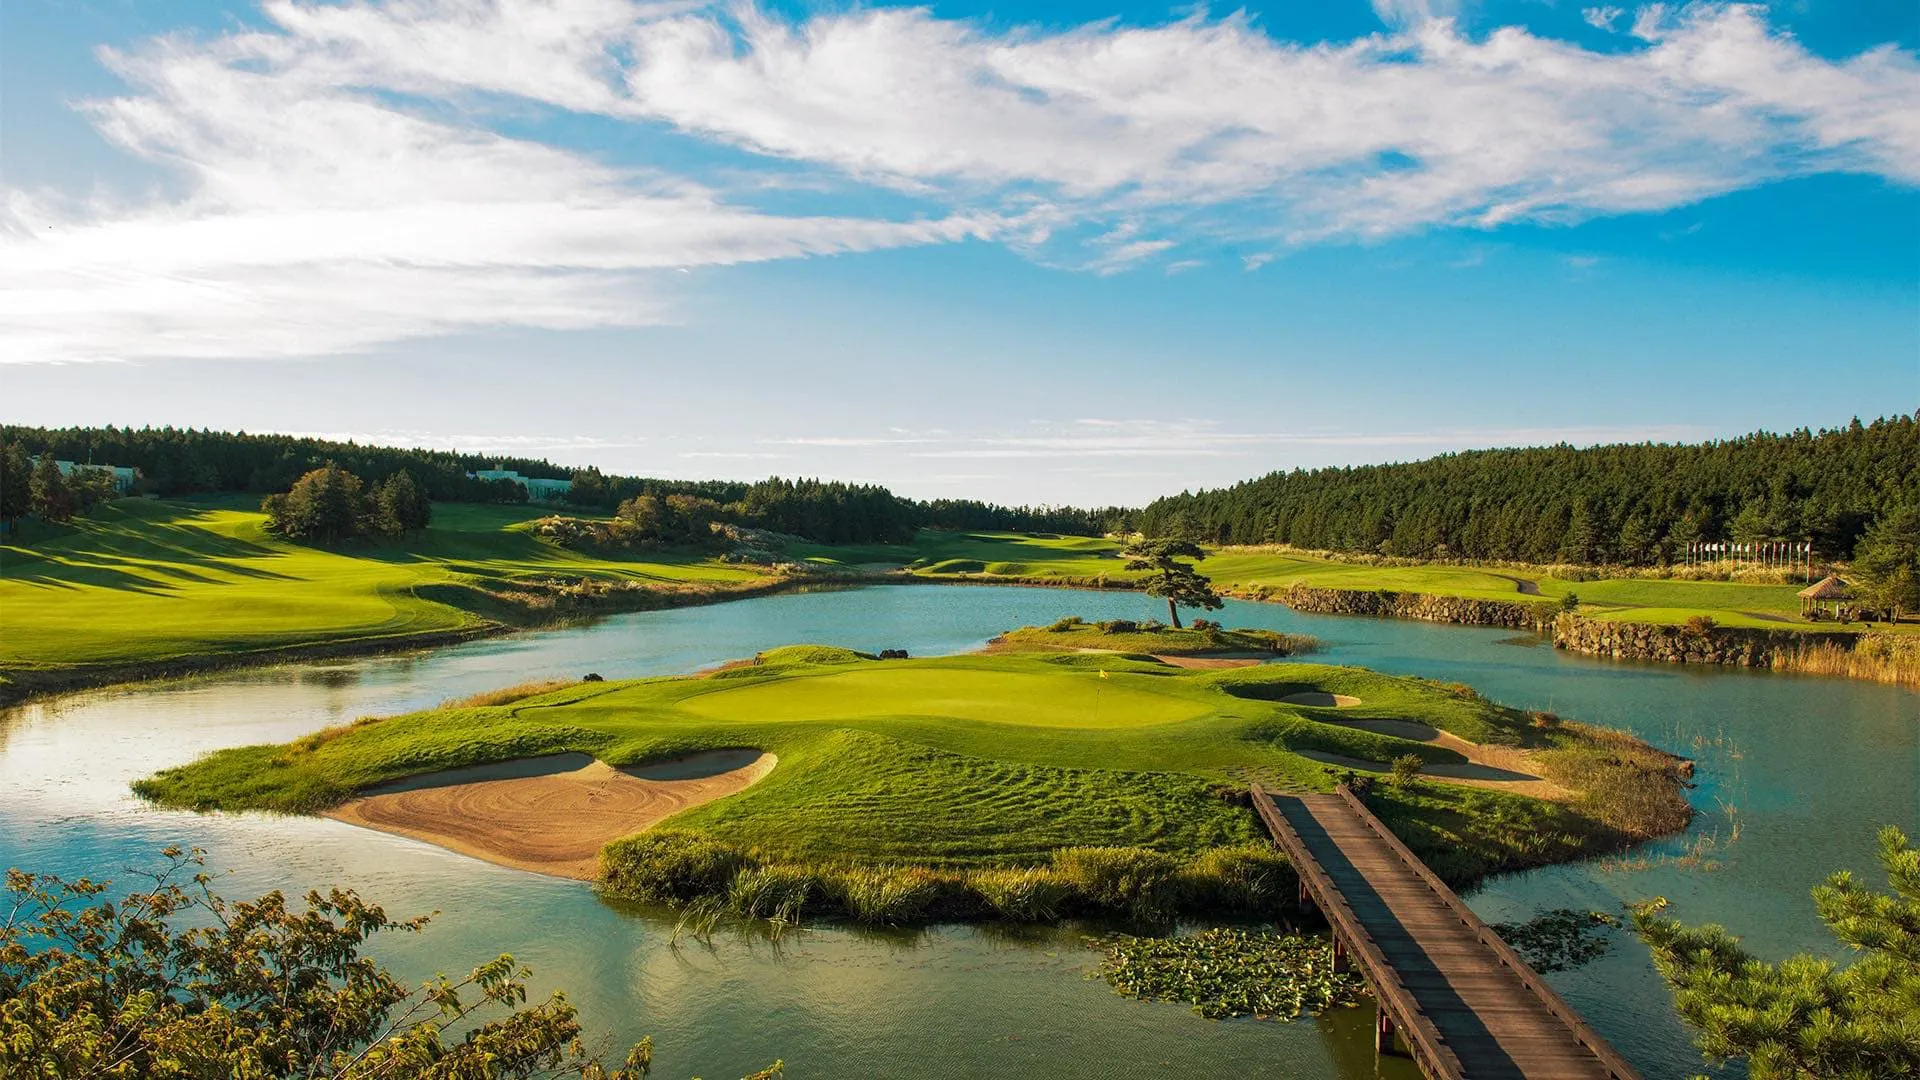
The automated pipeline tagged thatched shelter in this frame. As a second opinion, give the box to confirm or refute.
[1799,575,1852,617]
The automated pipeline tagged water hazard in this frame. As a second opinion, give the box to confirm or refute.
[4,585,1914,1077]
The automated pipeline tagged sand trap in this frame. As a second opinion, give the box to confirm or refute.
[1298,716,1570,800]
[1279,692,1362,708]
[1151,654,1263,669]
[325,749,775,880]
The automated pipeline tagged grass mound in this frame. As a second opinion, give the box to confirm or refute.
[998,618,1318,657]
[139,647,1691,921]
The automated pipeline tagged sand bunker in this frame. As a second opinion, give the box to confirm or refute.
[1279,692,1362,707]
[1151,654,1263,669]
[1298,715,1569,800]
[325,749,775,880]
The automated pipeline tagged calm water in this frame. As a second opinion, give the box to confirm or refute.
[4,585,1914,1078]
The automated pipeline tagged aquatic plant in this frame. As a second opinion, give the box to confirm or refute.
[1489,908,1620,973]
[1090,928,1366,1020]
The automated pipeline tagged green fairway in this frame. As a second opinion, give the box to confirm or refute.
[794,529,1823,631]
[0,497,768,672]
[139,645,1682,881]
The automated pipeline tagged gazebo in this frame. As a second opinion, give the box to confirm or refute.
[1799,575,1852,618]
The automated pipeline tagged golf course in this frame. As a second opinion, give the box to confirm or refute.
[4,497,1906,704]
[135,639,1691,920]
[0,497,773,679]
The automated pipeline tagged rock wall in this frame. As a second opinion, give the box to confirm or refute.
[1274,584,1857,671]
[1549,614,1857,669]
[1275,585,1554,631]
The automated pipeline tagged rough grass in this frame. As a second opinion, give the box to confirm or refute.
[138,646,1688,912]
[0,496,769,672]
[785,529,1819,631]
[996,620,1318,657]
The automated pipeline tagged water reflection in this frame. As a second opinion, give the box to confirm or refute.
[2,585,1913,1077]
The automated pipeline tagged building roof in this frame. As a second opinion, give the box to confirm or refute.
[1798,575,1852,600]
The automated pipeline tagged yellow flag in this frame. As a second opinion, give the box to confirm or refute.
[1099,670,1109,680]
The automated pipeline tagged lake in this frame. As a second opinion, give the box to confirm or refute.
[4,584,1914,1077]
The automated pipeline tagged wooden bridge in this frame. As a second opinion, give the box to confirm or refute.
[1253,783,1643,1080]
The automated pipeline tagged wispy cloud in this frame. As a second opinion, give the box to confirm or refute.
[2,0,1914,362]
[774,419,1706,461]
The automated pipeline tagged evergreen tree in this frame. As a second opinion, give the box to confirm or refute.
[1852,506,1920,621]
[1632,826,1920,1079]
[1122,538,1223,629]
[376,471,432,536]
[0,442,31,531]
[264,465,371,543]
[29,454,72,523]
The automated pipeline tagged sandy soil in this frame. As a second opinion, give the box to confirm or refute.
[324,749,776,880]
[1150,654,1263,669]
[1279,692,1363,707]
[1298,716,1568,800]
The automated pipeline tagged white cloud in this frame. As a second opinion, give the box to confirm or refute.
[780,419,1706,460]
[618,3,1919,239]
[1583,6,1626,32]
[3,0,1914,362]
[1372,0,1463,29]
[0,2,990,362]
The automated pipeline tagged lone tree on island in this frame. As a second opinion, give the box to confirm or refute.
[1123,538,1223,629]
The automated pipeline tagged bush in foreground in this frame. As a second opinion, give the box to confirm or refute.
[0,849,780,1079]
[1631,825,1920,1079]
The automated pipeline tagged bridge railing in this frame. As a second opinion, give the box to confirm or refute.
[1326,784,1644,1080]
[1252,782,1467,1080]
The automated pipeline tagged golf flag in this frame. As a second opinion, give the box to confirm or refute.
[1099,670,1109,679]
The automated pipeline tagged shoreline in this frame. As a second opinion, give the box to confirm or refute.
[8,570,1911,710]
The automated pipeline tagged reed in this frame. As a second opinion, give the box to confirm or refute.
[1770,631,1920,688]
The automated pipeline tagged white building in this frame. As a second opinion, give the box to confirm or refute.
[469,467,573,503]
[39,458,139,494]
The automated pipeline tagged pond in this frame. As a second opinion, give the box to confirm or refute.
[4,584,1914,1077]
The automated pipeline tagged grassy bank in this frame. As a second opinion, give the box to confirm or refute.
[138,644,1691,921]
[796,530,1855,632]
[0,496,775,681]
[994,617,1317,657]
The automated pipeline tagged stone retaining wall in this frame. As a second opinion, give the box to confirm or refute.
[1275,585,1554,632]
[1274,584,1856,670]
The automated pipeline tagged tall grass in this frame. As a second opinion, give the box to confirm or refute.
[1771,631,1920,689]
[598,837,1301,928]
[438,678,576,709]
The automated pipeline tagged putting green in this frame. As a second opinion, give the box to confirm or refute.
[677,665,1210,728]
[137,646,1675,878]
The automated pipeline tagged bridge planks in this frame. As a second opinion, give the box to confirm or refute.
[1255,785,1643,1080]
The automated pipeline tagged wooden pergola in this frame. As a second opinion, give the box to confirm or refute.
[1799,575,1852,617]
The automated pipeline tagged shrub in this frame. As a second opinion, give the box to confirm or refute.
[1529,710,1561,729]
[1175,845,1295,915]
[1053,847,1181,918]
[1046,616,1085,632]
[599,831,751,904]
[1389,753,1424,787]
[969,867,1074,922]
[1684,614,1719,636]
[1096,619,1139,634]
[1560,592,1581,613]
[726,865,822,922]
[830,865,944,924]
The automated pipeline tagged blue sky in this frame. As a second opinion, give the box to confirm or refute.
[2,0,1915,505]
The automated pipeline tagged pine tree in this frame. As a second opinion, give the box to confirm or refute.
[1122,538,1223,629]
[29,453,72,523]
[1632,826,1920,1078]
[0,442,31,531]
[1852,506,1919,621]
[376,471,432,536]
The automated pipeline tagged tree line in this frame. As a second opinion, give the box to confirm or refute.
[0,426,1128,544]
[1136,415,1920,563]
